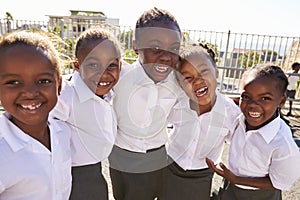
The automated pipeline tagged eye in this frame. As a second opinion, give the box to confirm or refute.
[241,94,249,100]
[108,63,119,69]
[86,63,99,69]
[169,46,180,54]
[38,79,52,84]
[261,96,271,101]
[6,80,20,85]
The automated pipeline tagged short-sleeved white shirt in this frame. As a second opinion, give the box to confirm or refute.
[113,61,186,153]
[50,71,116,166]
[229,114,300,190]
[167,92,241,170]
[287,69,299,90]
[0,112,72,200]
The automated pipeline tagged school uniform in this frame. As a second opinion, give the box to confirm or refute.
[0,112,72,200]
[224,114,300,200]
[50,71,116,200]
[164,92,241,200]
[287,69,299,98]
[109,60,187,200]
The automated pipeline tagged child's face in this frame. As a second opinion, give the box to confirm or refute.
[178,54,218,110]
[0,45,59,128]
[77,39,121,97]
[240,75,286,130]
[136,23,181,83]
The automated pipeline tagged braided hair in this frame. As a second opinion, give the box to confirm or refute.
[177,42,217,71]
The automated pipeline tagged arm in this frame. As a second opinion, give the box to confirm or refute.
[206,158,275,189]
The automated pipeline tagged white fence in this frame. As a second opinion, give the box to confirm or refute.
[1,18,299,98]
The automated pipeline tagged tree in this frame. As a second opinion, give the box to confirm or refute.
[238,50,261,68]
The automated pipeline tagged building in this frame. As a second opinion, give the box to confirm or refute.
[46,10,120,37]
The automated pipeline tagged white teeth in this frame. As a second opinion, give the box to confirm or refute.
[154,65,168,73]
[195,87,208,97]
[21,103,41,110]
[98,82,110,86]
[249,112,261,118]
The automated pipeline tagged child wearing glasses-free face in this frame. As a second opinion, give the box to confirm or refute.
[109,7,186,200]
[0,31,72,199]
[51,27,121,200]
[164,44,240,200]
[206,64,300,200]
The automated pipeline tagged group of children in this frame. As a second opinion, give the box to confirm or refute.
[0,7,300,200]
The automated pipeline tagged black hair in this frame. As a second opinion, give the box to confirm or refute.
[74,26,121,59]
[135,7,181,39]
[241,64,288,95]
[291,62,300,70]
[0,30,62,78]
[177,42,217,71]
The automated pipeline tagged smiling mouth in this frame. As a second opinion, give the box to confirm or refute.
[194,86,208,97]
[249,111,262,118]
[154,64,169,73]
[20,103,42,110]
[96,81,111,87]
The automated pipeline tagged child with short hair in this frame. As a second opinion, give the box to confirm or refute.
[50,27,122,200]
[164,43,240,200]
[108,7,186,200]
[0,30,72,199]
[286,62,300,116]
[206,64,300,200]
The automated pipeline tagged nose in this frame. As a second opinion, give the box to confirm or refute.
[159,50,176,62]
[22,83,39,97]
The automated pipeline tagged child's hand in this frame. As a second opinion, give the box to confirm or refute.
[205,157,237,183]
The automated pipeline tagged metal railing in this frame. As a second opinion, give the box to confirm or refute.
[1,18,299,99]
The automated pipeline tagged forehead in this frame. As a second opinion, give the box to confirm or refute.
[78,39,120,61]
[180,54,213,70]
[0,45,56,74]
[135,27,181,48]
[242,75,281,92]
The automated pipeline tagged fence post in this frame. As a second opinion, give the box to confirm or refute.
[219,30,231,93]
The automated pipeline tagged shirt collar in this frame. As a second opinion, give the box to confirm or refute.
[72,71,96,103]
[238,114,281,144]
[211,91,227,116]
[72,71,114,104]
[133,61,177,86]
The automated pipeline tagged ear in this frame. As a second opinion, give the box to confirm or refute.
[132,40,138,55]
[119,60,122,71]
[279,95,286,108]
[58,76,62,95]
[215,67,219,78]
[73,60,80,71]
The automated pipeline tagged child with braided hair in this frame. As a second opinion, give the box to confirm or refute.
[206,64,300,200]
[163,43,241,200]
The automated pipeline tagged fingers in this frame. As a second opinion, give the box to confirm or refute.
[219,162,228,171]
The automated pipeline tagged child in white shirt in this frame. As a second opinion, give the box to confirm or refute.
[164,43,240,200]
[51,27,122,200]
[0,31,72,200]
[206,64,300,200]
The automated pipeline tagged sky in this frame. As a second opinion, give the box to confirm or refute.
[1,0,300,37]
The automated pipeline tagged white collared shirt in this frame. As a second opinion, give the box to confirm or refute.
[50,71,116,166]
[287,69,299,90]
[0,112,72,200]
[113,61,186,152]
[167,92,241,170]
[229,115,300,190]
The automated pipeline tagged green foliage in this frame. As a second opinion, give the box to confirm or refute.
[239,50,261,68]
[198,40,220,64]
[123,49,138,64]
